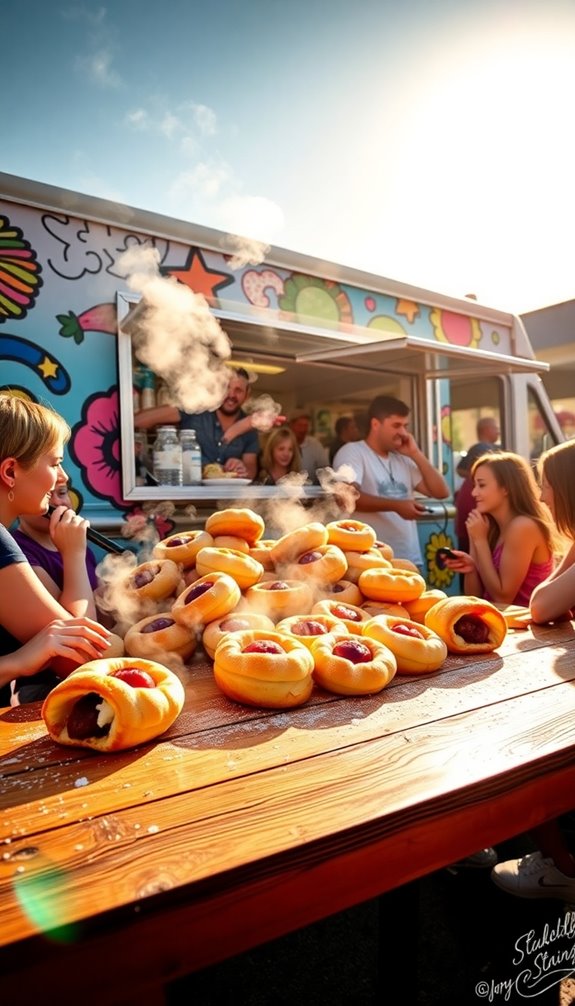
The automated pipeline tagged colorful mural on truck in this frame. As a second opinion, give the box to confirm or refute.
[2,192,521,580]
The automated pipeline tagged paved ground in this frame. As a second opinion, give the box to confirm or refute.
[166,834,575,1006]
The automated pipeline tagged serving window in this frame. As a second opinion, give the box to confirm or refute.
[116,291,550,504]
[116,292,417,502]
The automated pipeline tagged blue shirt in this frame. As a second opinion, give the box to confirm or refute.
[179,408,259,466]
[0,525,27,706]
[0,524,61,706]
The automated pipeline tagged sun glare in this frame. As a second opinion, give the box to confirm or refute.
[345,7,575,311]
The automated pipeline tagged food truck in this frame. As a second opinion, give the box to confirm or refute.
[0,171,563,590]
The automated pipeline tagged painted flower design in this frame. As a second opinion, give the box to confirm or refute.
[121,506,175,543]
[426,531,456,589]
[430,308,481,349]
[70,387,125,507]
[0,214,43,322]
[279,274,353,326]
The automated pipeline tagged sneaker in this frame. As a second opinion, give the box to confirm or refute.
[491,851,575,899]
[448,847,498,872]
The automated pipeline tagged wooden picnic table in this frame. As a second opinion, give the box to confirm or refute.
[1,619,574,1003]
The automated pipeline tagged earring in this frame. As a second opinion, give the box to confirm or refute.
[8,489,14,503]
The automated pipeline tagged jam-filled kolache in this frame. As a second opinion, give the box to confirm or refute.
[42,657,185,751]
[424,596,507,654]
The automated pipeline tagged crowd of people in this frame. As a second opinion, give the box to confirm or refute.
[135,368,357,484]
[2,384,575,903]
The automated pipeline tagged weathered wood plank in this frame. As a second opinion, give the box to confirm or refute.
[2,633,574,841]
[0,619,570,764]
[1,678,574,950]
[2,759,574,1006]
[0,620,573,1005]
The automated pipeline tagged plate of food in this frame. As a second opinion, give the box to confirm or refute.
[201,478,253,486]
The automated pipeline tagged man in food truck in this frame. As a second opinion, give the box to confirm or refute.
[333,394,449,569]
[134,368,259,480]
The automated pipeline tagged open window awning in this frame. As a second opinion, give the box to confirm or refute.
[295,334,549,379]
[122,297,549,382]
[214,311,549,381]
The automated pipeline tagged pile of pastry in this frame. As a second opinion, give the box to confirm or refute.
[120,509,506,705]
[42,509,508,750]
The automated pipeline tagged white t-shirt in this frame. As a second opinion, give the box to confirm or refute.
[333,440,423,565]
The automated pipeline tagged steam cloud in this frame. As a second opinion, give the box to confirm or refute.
[316,465,360,513]
[238,464,359,540]
[120,244,231,413]
[225,234,271,270]
[243,393,283,432]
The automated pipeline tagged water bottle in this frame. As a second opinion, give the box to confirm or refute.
[137,365,156,409]
[180,429,202,485]
[152,426,183,486]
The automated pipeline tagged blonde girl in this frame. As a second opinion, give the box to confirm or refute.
[0,394,109,705]
[257,427,302,484]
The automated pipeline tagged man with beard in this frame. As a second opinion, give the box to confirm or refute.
[134,368,259,480]
[333,394,449,568]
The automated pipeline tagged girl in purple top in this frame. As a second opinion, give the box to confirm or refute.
[445,452,554,605]
[13,476,99,603]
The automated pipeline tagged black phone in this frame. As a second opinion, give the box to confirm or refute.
[435,546,458,569]
[45,505,125,555]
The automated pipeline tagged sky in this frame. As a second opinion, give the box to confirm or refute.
[2,0,575,314]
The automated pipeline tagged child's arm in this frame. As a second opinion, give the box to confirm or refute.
[0,616,110,689]
[530,542,575,623]
[49,507,98,620]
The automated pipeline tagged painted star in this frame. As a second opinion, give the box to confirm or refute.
[165,248,234,302]
[38,356,58,379]
[395,299,420,324]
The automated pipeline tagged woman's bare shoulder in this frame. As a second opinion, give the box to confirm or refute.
[508,515,545,537]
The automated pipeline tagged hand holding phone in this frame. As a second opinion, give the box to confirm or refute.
[396,432,416,456]
[435,546,458,569]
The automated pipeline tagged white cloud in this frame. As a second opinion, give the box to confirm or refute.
[180,135,198,157]
[124,100,218,146]
[77,47,122,88]
[191,103,217,137]
[215,195,285,244]
[159,112,181,138]
[169,162,232,202]
[126,108,149,130]
[61,4,107,26]
[165,158,284,245]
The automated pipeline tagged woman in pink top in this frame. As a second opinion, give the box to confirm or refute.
[445,452,554,605]
[490,439,575,900]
